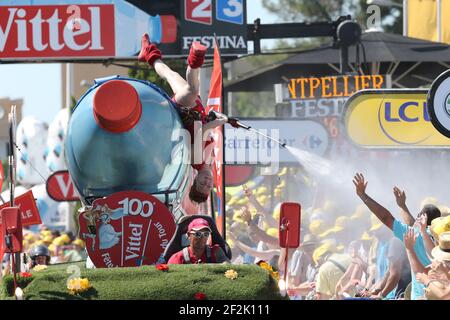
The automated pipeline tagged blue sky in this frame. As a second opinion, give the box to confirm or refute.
[0,1,277,125]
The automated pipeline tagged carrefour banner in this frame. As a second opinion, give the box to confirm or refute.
[344,89,450,148]
[0,0,247,61]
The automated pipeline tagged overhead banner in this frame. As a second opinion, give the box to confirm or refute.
[0,0,247,61]
[344,89,450,147]
[225,120,329,164]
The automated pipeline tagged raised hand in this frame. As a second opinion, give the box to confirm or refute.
[242,184,253,198]
[403,228,417,251]
[352,173,368,198]
[240,206,252,224]
[393,186,406,208]
[416,214,428,234]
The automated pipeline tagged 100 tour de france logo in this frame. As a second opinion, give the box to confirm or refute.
[78,191,176,268]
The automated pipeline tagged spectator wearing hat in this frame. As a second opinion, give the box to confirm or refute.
[353,173,441,300]
[61,239,88,263]
[412,232,450,300]
[313,241,352,300]
[168,218,230,264]
[287,234,319,299]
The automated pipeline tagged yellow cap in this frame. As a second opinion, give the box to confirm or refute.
[232,211,245,223]
[256,187,268,196]
[52,237,65,246]
[48,244,56,253]
[274,188,282,198]
[60,234,71,244]
[313,242,336,264]
[266,228,279,238]
[335,216,351,231]
[236,198,248,206]
[361,231,373,241]
[278,168,288,176]
[276,180,286,189]
[40,230,52,238]
[309,220,327,236]
[257,195,268,206]
[227,196,238,206]
[72,239,85,248]
[431,216,450,238]
[43,235,53,244]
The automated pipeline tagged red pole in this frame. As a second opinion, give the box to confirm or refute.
[284,227,289,289]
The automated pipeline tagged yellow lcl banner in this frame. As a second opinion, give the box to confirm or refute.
[344,90,450,147]
[407,0,450,44]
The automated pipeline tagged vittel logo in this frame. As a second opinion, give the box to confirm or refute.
[0,5,115,58]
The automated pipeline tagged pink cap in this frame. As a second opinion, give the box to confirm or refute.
[188,218,211,233]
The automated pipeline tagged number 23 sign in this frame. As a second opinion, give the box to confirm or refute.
[185,0,244,25]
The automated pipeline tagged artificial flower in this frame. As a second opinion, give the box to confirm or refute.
[19,272,33,278]
[194,292,206,300]
[67,277,92,295]
[156,264,169,272]
[33,264,48,271]
[224,269,238,280]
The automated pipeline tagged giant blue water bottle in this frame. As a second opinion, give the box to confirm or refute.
[65,76,191,219]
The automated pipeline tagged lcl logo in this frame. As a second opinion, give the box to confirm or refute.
[378,100,431,144]
[382,101,430,123]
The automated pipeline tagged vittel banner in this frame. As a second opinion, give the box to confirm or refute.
[0,4,115,60]
[78,191,176,268]
[0,0,247,61]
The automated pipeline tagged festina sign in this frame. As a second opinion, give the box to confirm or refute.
[0,5,115,59]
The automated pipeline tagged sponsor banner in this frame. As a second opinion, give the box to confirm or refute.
[0,190,42,227]
[46,170,79,202]
[0,4,115,60]
[78,191,175,268]
[0,0,247,61]
[225,120,329,164]
[344,89,450,147]
[275,75,390,159]
[180,0,246,55]
[427,69,450,138]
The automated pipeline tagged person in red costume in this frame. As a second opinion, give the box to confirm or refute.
[138,34,236,204]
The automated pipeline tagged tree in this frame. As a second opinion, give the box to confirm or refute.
[128,60,186,95]
[262,0,403,36]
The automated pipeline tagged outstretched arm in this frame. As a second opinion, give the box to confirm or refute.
[393,186,415,226]
[416,215,436,257]
[353,173,394,230]
[404,229,427,275]
[243,185,278,229]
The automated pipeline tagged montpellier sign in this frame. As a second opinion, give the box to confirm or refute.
[344,89,450,147]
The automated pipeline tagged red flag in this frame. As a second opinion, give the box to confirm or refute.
[0,164,3,263]
[206,37,224,235]
[0,225,4,266]
[0,162,3,190]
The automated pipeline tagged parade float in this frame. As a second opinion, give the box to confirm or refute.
[0,76,285,300]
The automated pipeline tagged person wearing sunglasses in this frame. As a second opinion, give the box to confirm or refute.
[168,218,230,264]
